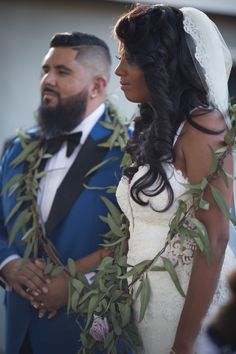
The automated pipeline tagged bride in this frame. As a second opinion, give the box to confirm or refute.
[114,5,236,354]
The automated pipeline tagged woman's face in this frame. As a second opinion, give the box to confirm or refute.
[115,44,150,103]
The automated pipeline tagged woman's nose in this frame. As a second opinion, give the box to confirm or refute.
[115,62,123,77]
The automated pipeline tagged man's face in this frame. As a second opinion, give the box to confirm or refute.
[37,47,93,135]
[40,47,91,108]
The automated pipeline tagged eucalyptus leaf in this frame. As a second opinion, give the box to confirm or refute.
[85,157,119,177]
[5,200,23,225]
[8,209,31,246]
[51,266,64,276]
[119,260,150,279]
[209,145,218,174]
[44,262,54,275]
[72,278,84,293]
[23,241,33,259]
[161,257,185,297]
[210,185,236,225]
[1,173,24,194]
[99,121,115,130]
[107,125,121,148]
[106,214,124,237]
[100,196,122,225]
[68,258,77,277]
[21,226,35,242]
[198,198,210,210]
[219,167,229,188]
[139,276,150,322]
[10,140,40,167]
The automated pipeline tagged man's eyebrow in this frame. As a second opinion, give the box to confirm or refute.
[41,64,73,73]
[55,65,73,72]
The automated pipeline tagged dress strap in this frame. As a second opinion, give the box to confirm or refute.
[173,121,186,146]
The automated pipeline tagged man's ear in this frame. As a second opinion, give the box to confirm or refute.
[90,76,107,99]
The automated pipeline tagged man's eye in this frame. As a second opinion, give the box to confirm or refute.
[58,70,69,75]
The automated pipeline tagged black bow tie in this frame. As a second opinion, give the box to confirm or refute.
[45,132,82,157]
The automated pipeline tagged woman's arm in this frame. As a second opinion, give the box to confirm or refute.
[75,247,112,273]
[173,112,233,354]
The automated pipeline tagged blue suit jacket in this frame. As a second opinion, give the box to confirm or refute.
[0,113,128,354]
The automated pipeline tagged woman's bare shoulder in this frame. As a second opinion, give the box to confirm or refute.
[189,108,227,133]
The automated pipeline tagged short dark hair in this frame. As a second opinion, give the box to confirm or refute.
[49,32,111,79]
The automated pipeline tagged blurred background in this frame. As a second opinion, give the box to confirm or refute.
[0,0,235,352]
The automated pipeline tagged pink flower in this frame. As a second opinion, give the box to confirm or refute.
[89,315,109,342]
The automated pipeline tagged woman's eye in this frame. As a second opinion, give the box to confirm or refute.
[115,55,121,60]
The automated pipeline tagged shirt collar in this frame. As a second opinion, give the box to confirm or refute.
[70,103,105,144]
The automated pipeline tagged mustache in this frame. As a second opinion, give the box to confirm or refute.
[42,86,60,97]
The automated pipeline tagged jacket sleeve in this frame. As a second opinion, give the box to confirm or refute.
[0,147,21,267]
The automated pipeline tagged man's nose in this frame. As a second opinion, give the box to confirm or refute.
[42,72,57,86]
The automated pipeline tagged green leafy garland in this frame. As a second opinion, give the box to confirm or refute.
[4,102,236,353]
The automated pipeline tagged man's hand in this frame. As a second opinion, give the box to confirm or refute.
[1,258,49,301]
[31,270,69,318]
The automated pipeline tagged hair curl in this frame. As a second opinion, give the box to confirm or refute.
[114,4,211,210]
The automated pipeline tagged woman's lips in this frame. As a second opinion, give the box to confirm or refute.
[120,82,130,90]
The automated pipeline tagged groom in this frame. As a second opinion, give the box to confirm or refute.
[0,32,125,354]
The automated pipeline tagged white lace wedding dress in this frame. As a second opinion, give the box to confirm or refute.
[116,164,236,354]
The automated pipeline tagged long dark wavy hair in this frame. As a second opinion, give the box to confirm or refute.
[114,4,214,211]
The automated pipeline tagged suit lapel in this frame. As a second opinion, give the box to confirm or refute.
[45,135,108,237]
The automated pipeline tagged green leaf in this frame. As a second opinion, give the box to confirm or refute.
[83,184,113,191]
[200,177,208,191]
[119,260,150,279]
[44,262,54,275]
[150,265,165,271]
[67,258,77,277]
[161,257,185,297]
[80,332,88,347]
[99,121,115,130]
[224,128,235,145]
[1,174,24,194]
[87,294,100,324]
[71,289,79,312]
[219,167,229,188]
[198,198,210,210]
[72,278,84,293]
[120,153,132,168]
[107,125,121,149]
[106,214,124,238]
[23,241,33,259]
[97,256,113,270]
[8,209,31,246]
[169,200,187,230]
[5,200,23,224]
[139,276,150,322]
[10,140,40,167]
[100,196,121,225]
[210,185,236,225]
[209,145,218,174]
[21,226,35,242]
[118,302,130,327]
[190,218,211,264]
[117,135,126,150]
[51,266,64,276]
[85,157,119,177]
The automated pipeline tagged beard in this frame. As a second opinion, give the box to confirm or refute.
[36,89,88,137]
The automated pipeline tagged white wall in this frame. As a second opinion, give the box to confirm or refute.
[0,0,137,150]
